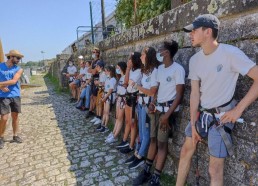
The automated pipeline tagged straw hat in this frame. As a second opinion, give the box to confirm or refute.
[5,50,24,58]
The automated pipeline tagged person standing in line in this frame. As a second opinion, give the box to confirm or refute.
[125,47,160,170]
[0,50,24,149]
[176,14,258,186]
[133,40,185,186]
[116,52,142,154]
[105,61,127,144]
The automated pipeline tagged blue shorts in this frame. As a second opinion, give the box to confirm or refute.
[74,79,81,87]
[185,120,234,158]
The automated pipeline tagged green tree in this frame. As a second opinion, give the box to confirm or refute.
[115,0,171,29]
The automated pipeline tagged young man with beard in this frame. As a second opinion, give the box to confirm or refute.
[0,50,24,149]
[176,14,258,186]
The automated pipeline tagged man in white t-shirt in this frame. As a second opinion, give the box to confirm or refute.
[63,61,77,102]
[176,14,258,186]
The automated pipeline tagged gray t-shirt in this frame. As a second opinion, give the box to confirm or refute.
[188,43,255,109]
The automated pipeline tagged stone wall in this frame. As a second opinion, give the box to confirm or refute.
[97,0,258,185]
[50,0,258,185]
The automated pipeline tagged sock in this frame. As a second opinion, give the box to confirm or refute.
[144,159,153,173]
[152,169,161,183]
[97,116,101,119]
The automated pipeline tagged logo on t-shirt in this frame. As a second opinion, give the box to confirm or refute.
[166,76,172,82]
[217,64,223,72]
[146,77,151,82]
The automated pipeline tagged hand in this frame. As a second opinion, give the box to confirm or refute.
[159,114,170,132]
[191,125,201,146]
[66,74,70,78]
[0,87,10,92]
[220,107,243,124]
[102,96,107,102]
[127,60,133,69]
[148,102,156,113]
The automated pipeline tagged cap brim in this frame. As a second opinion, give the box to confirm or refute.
[183,24,194,32]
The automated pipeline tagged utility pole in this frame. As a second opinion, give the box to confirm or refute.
[101,0,106,39]
[89,1,94,44]
[134,0,137,26]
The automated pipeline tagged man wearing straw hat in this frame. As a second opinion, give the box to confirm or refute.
[0,50,24,149]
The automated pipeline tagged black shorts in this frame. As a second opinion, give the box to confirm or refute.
[0,97,21,114]
[92,85,99,96]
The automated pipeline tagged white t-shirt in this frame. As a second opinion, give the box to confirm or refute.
[127,69,142,93]
[104,77,117,101]
[117,76,126,95]
[157,62,185,103]
[188,43,256,109]
[138,68,158,104]
[80,67,87,81]
[99,71,107,84]
[67,65,77,81]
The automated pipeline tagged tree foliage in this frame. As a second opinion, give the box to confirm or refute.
[115,0,171,29]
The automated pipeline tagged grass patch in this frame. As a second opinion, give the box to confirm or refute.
[160,173,176,186]
[44,73,69,94]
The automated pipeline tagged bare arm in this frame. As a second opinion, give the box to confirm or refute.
[136,85,158,97]
[221,65,258,123]
[0,69,23,87]
[190,80,201,144]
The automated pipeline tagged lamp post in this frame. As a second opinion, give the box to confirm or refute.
[41,51,45,66]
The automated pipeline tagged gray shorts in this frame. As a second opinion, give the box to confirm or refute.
[185,120,234,158]
[0,97,21,115]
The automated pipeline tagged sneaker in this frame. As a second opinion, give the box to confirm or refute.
[106,132,113,140]
[116,140,129,149]
[75,106,82,110]
[96,124,103,131]
[93,119,102,125]
[120,146,134,154]
[128,157,145,169]
[148,174,160,186]
[90,117,98,123]
[12,136,23,143]
[132,169,151,186]
[125,155,136,164]
[100,127,109,133]
[106,136,118,144]
[0,138,4,149]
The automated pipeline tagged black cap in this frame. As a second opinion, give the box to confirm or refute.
[183,14,220,32]
[96,60,105,68]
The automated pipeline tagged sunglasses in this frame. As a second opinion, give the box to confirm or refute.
[13,56,21,60]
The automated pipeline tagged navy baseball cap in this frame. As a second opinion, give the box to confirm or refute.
[96,60,105,68]
[183,14,220,32]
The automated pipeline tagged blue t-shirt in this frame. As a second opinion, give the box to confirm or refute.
[0,62,21,98]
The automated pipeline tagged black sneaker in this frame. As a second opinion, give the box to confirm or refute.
[120,146,134,154]
[100,127,109,133]
[96,124,103,131]
[128,157,145,169]
[125,155,136,164]
[148,174,160,186]
[116,140,129,149]
[132,169,151,186]
[12,136,23,143]
[0,138,4,149]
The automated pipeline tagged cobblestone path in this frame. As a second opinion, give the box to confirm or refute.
[0,75,141,186]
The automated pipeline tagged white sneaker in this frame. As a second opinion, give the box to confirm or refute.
[90,117,98,123]
[106,136,118,144]
[93,119,102,125]
[106,132,113,140]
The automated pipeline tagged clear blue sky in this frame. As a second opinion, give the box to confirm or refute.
[0,0,116,63]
